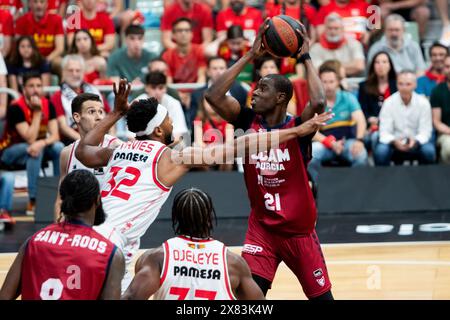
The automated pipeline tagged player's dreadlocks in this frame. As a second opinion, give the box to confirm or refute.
[172,188,217,239]
[59,170,101,222]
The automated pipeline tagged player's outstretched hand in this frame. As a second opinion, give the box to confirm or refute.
[295,111,334,137]
[295,24,311,58]
[250,18,270,58]
[113,78,132,116]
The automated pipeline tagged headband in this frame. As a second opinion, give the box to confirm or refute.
[134,104,168,137]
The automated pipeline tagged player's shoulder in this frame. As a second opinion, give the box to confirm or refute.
[60,142,76,161]
[226,248,249,271]
[136,246,165,269]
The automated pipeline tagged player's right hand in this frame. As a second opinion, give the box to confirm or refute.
[113,78,132,116]
[295,24,311,58]
[295,111,334,137]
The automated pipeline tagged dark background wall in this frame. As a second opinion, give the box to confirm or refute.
[36,165,450,223]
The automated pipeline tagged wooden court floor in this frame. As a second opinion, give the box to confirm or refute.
[1,241,449,300]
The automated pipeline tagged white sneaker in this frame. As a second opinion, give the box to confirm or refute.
[440,25,450,47]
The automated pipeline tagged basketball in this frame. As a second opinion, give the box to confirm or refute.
[262,15,304,58]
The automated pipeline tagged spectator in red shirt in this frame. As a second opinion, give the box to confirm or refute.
[47,0,68,16]
[0,54,6,119]
[51,54,110,145]
[15,0,64,68]
[216,0,263,43]
[162,18,207,85]
[0,9,14,57]
[6,36,51,93]
[67,0,116,58]
[96,0,142,35]
[0,0,22,19]
[0,72,63,215]
[313,0,370,44]
[68,29,107,84]
[160,0,214,50]
[265,0,317,41]
[193,97,235,171]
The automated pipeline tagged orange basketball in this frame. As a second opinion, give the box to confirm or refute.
[262,15,304,58]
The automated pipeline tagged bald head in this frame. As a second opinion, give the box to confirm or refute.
[397,70,416,99]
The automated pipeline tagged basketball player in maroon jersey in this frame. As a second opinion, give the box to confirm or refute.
[0,170,125,300]
[205,24,333,299]
[122,188,265,300]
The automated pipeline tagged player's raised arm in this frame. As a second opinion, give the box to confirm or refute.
[157,111,333,187]
[76,79,131,168]
[99,248,125,300]
[121,248,163,300]
[295,27,327,123]
[0,241,27,300]
[205,21,269,123]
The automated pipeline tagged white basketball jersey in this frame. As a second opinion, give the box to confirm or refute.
[100,140,172,241]
[66,134,118,185]
[154,236,236,300]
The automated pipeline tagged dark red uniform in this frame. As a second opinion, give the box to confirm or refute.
[233,108,331,298]
[21,220,117,300]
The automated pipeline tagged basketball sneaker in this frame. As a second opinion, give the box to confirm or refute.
[26,200,35,216]
[0,209,16,225]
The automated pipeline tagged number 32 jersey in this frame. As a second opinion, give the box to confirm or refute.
[100,140,172,241]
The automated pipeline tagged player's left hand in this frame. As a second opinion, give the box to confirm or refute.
[295,111,334,137]
[113,78,132,116]
[295,24,311,57]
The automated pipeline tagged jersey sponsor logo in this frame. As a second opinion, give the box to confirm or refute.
[112,151,149,163]
[251,149,290,174]
[313,268,323,278]
[251,149,290,163]
[242,244,263,255]
[173,249,219,265]
[173,266,221,280]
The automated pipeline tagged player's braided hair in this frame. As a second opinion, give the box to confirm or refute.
[172,188,217,239]
[59,170,100,220]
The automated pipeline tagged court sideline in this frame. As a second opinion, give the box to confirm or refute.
[1,241,449,299]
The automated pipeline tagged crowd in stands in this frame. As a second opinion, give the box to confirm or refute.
[0,0,450,221]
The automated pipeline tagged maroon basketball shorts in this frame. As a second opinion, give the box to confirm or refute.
[242,219,332,298]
